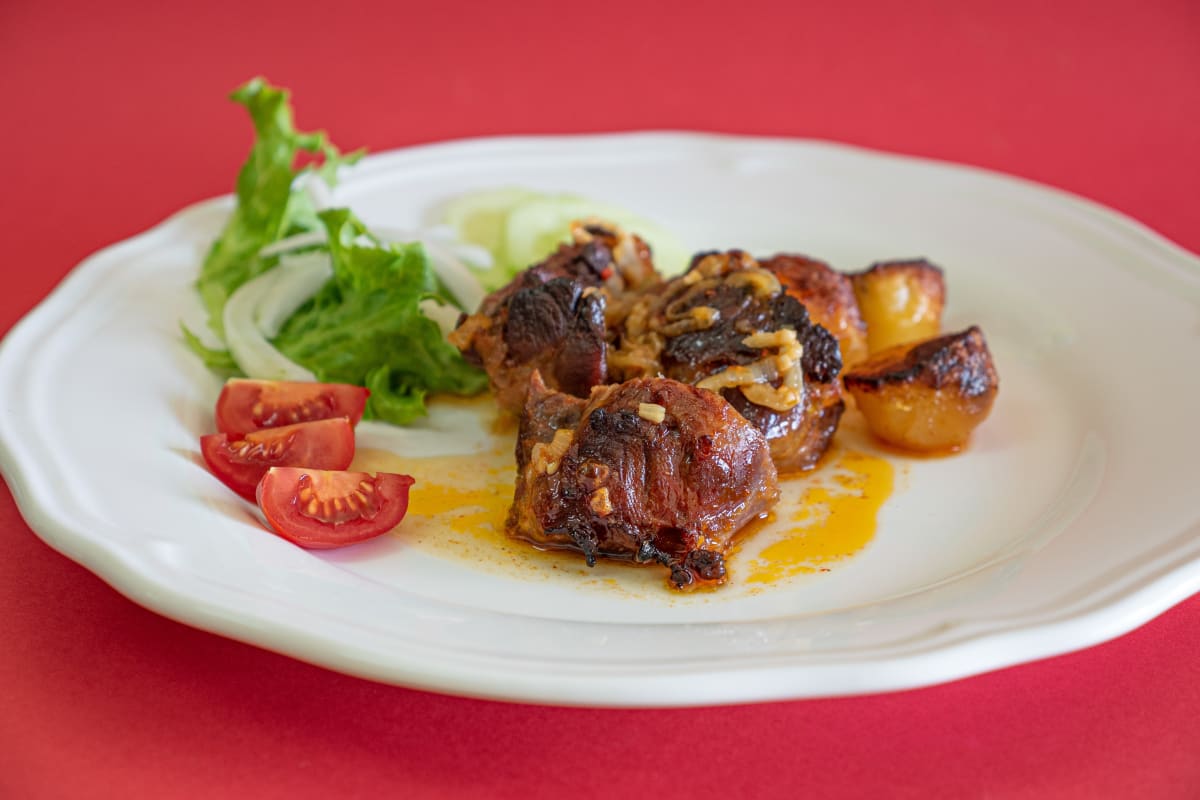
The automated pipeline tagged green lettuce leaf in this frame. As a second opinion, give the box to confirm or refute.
[273,209,488,425]
[196,77,360,340]
[180,324,242,376]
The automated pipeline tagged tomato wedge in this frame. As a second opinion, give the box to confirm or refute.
[200,418,356,501]
[256,468,415,549]
[215,379,370,435]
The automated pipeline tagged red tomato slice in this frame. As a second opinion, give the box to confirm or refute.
[256,468,415,549]
[215,379,370,435]
[200,418,356,501]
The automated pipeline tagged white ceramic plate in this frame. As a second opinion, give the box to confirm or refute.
[2,133,1199,707]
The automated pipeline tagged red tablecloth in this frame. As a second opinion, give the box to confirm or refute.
[3,1,1198,797]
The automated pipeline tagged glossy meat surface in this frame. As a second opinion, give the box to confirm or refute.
[760,253,869,368]
[508,374,779,589]
[611,251,845,471]
[448,224,659,413]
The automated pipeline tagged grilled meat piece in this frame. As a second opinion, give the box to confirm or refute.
[509,373,779,589]
[610,251,845,471]
[760,253,869,369]
[448,222,660,413]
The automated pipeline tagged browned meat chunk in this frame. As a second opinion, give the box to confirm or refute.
[760,253,869,368]
[610,251,845,472]
[508,373,779,589]
[448,222,660,413]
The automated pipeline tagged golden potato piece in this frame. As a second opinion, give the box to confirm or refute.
[760,254,869,368]
[843,326,998,453]
[850,259,945,354]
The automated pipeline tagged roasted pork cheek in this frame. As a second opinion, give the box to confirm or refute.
[448,224,660,413]
[508,374,779,589]
[610,251,845,471]
[760,253,869,369]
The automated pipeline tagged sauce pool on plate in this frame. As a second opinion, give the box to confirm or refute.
[351,401,897,591]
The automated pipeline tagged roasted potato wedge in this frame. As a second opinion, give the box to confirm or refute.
[843,326,998,452]
[851,259,945,354]
[761,254,869,368]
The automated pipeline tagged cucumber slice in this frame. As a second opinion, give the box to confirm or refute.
[502,195,606,270]
[504,196,690,276]
[442,187,540,263]
[443,188,692,288]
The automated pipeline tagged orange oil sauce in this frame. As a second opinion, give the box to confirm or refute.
[351,426,660,590]
[742,447,894,585]
[352,402,897,590]
[352,437,516,558]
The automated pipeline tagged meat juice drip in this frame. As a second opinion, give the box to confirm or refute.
[353,443,666,590]
[353,432,896,591]
[352,444,515,551]
[743,448,895,585]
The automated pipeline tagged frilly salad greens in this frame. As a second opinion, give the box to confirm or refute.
[195,78,361,343]
[185,77,688,426]
[184,78,487,425]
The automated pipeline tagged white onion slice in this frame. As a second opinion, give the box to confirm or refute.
[446,241,494,271]
[256,253,333,337]
[418,299,463,336]
[223,257,337,381]
[259,231,326,258]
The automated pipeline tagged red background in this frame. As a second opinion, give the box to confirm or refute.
[2,1,1199,797]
